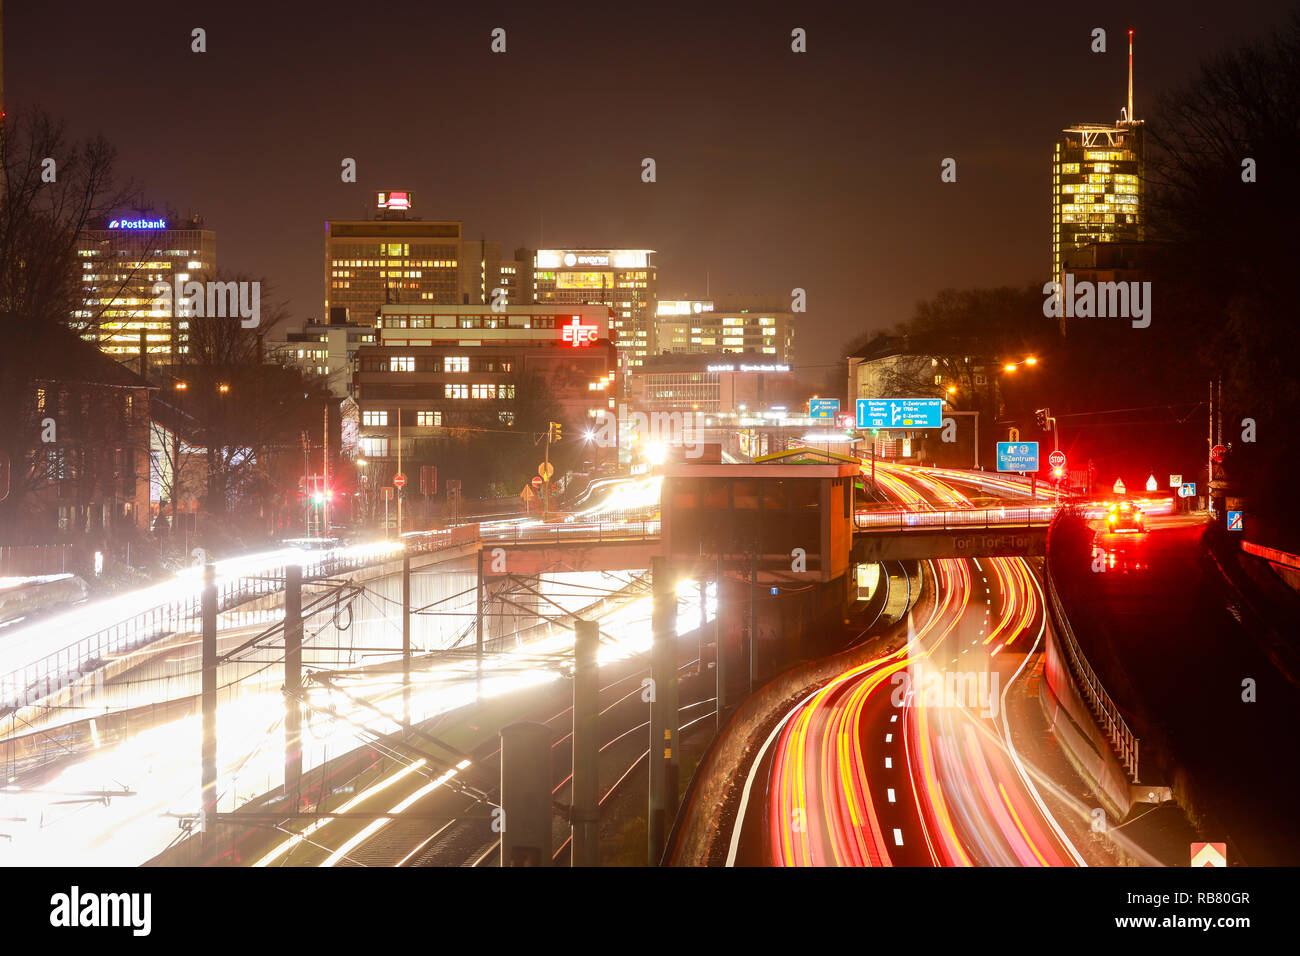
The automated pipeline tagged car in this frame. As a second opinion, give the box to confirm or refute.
[1105,501,1145,533]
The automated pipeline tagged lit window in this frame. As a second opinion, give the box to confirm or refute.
[363,410,388,426]
[360,437,389,457]
[390,356,414,372]
[417,410,440,427]
[471,384,495,399]
[445,384,468,399]
[445,356,469,372]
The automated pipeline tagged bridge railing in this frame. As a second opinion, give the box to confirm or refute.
[854,507,1052,532]
[481,519,660,544]
[1044,516,1140,781]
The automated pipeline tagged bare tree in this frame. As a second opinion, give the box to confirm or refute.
[0,108,137,535]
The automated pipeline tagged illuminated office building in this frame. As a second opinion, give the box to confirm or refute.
[1052,30,1144,287]
[655,296,795,364]
[75,214,216,361]
[325,191,463,323]
[532,249,656,371]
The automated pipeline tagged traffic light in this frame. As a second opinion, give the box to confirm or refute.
[1034,408,1050,431]
[548,421,562,442]
[1052,465,1065,480]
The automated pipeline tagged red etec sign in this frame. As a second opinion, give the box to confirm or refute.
[562,316,598,347]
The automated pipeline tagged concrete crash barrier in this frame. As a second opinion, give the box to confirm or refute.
[1039,620,1133,820]
[0,573,88,625]
[1241,539,1300,594]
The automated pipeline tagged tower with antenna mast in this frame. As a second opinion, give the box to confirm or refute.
[1050,27,1146,333]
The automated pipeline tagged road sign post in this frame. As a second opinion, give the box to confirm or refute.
[996,442,1039,473]
[809,397,840,420]
[856,398,943,430]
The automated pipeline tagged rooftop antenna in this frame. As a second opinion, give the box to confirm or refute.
[1127,29,1135,122]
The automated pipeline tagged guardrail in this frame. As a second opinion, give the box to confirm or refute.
[1044,517,1140,781]
[854,507,1053,532]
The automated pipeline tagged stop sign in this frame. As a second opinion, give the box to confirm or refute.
[393,472,407,488]
[1048,450,1066,469]
[1211,444,1227,463]
[531,476,543,488]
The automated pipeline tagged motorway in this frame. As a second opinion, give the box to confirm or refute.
[728,461,1089,866]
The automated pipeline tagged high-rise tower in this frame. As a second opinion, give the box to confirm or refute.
[1052,30,1144,287]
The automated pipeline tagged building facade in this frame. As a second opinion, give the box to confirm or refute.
[268,317,378,399]
[532,249,656,372]
[654,296,795,364]
[629,353,793,416]
[352,304,616,469]
[1052,37,1145,289]
[75,215,216,361]
[325,193,463,322]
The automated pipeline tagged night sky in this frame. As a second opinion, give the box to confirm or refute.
[7,0,1294,376]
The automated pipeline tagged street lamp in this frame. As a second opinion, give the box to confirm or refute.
[1001,356,1041,373]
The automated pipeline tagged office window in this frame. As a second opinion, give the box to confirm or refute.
[417,410,440,427]
[446,356,469,372]
[471,384,495,399]
[445,384,468,399]
[363,410,388,426]
[360,437,389,457]
[390,356,414,372]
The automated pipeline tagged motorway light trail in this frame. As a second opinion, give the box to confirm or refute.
[762,460,1081,867]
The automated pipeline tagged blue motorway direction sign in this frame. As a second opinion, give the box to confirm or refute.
[809,398,840,419]
[1178,483,1196,498]
[1227,510,1244,531]
[856,398,943,429]
[996,441,1040,473]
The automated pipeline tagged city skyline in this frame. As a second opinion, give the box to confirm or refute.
[8,1,1291,376]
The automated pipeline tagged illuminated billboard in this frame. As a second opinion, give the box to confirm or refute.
[376,190,412,210]
[108,218,167,230]
[561,316,599,347]
[657,299,714,316]
[536,249,653,271]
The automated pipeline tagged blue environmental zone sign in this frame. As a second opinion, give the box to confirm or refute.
[996,442,1040,473]
[856,398,943,429]
[809,398,840,419]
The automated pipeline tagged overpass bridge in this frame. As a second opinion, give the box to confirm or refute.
[852,506,1051,560]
